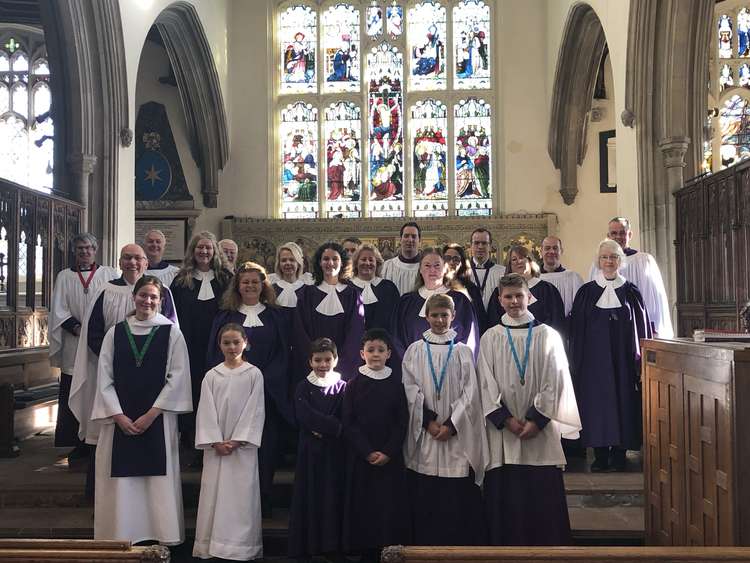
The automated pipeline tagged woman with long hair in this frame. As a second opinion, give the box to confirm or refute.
[442,242,488,334]
[349,243,400,331]
[268,242,313,309]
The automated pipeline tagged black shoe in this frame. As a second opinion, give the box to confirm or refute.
[610,448,627,472]
[590,457,609,472]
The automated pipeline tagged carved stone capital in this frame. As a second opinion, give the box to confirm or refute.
[66,153,98,175]
[120,127,133,147]
[658,136,690,169]
[621,109,635,128]
[560,184,578,205]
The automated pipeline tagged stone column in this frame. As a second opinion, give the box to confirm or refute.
[66,153,97,232]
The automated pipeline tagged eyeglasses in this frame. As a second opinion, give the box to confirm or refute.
[608,230,628,237]
[444,255,463,263]
[598,255,621,261]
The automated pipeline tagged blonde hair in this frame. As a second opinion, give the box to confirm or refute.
[221,261,277,310]
[351,243,384,277]
[274,242,305,280]
[173,231,231,289]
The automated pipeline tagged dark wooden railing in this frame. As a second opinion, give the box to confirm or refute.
[0,539,169,561]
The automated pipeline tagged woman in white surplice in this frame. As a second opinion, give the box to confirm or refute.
[193,322,265,561]
[91,275,191,545]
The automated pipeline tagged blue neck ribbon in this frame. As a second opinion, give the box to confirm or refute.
[505,323,533,385]
[424,338,454,400]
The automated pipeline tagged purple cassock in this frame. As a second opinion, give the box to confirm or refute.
[487,278,566,336]
[341,368,410,552]
[569,280,651,450]
[288,376,347,558]
[391,289,480,362]
[293,284,366,380]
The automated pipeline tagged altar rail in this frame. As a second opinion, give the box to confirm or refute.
[381,546,750,563]
[0,539,169,561]
[222,214,556,271]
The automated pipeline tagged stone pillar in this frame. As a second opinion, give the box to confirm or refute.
[66,153,98,232]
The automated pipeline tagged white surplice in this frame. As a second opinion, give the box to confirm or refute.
[48,266,118,374]
[477,312,581,471]
[193,362,265,560]
[146,263,180,287]
[540,269,584,316]
[402,329,488,485]
[381,256,421,296]
[91,313,192,545]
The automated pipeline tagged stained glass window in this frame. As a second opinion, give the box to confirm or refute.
[454,0,490,89]
[386,4,403,37]
[367,43,404,217]
[325,101,361,218]
[366,5,383,37]
[280,102,319,218]
[720,64,735,91]
[279,5,317,94]
[719,94,750,169]
[323,4,360,93]
[719,15,733,59]
[408,1,446,91]
[740,9,750,58]
[455,98,491,216]
[411,99,447,216]
[741,64,750,88]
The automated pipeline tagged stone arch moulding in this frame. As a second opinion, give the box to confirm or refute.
[547,3,607,206]
[153,2,229,208]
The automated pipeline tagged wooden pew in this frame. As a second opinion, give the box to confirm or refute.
[380,546,750,563]
[0,539,169,561]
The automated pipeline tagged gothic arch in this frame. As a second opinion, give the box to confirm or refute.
[547,3,607,206]
[153,2,230,208]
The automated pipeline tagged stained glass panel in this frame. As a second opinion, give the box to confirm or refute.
[0,116,29,186]
[741,64,750,88]
[18,230,27,304]
[31,117,53,191]
[719,94,750,168]
[11,83,27,118]
[454,98,491,216]
[454,0,491,89]
[33,82,50,118]
[719,15,733,59]
[367,44,404,217]
[720,64,735,91]
[0,53,8,72]
[280,102,319,218]
[323,4,360,94]
[386,5,403,37]
[32,59,49,75]
[740,9,750,58]
[366,6,383,37]
[0,85,8,114]
[408,2,446,91]
[279,5,317,94]
[324,101,361,218]
[411,99,447,217]
[11,52,28,72]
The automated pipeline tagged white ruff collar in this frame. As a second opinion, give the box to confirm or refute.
[315,282,347,316]
[501,311,535,327]
[272,276,305,307]
[358,365,392,380]
[422,328,457,343]
[417,285,449,317]
[595,272,625,309]
[193,270,216,301]
[351,276,382,305]
[307,370,342,387]
[239,303,265,327]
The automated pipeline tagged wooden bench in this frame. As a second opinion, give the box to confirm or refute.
[380,546,750,563]
[0,539,169,561]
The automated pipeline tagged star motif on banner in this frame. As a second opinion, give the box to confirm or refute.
[144,164,163,187]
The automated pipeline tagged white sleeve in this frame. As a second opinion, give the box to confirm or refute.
[229,369,266,448]
[153,328,193,413]
[90,327,121,422]
[195,373,224,449]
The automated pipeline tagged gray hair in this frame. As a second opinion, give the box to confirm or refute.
[143,229,166,243]
[71,232,98,252]
[597,238,627,267]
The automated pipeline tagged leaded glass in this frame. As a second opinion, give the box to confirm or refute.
[719,94,750,168]
[720,15,733,59]
[367,44,404,217]
[0,115,29,186]
[11,82,27,118]
[0,85,8,113]
[280,102,319,218]
[32,58,49,75]
[740,9,750,58]
[325,101,361,218]
[33,82,50,118]
[741,64,750,88]
[18,230,27,304]
[454,98,491,216]
[386,4,403,38]
[11,51,28,72]
[0,53,8,72]
[323,4,360,93]
[35,233,43,305]
[408,1,446,91]
[279,5,317,94]
[454,0,490,89]
[31,117,53,191]
[720,64,735,91]
[411,99,447,217]
[366,5,383,37]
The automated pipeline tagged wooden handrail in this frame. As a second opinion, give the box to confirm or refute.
[0,539,169,561]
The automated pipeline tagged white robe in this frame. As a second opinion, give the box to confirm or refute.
[540,269,584,316]
[146,263,180,287]
[470,259,505,309]
[91,314,192,545]
[381,256,421,296]
[193,362,265,560]
[48,266,118,374]
[402,329,488,485]
[477,313,581,470]
[588,250,673,338]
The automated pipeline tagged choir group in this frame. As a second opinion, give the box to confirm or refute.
[46,217,672,561]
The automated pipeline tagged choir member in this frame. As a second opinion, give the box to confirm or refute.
[144,229,180,287]
[349,243,400,331]
[443,242,488,334]
[268,241,313,309]
[539,236,583,316]
[170,231,233,458]
[91,275,192,545]
[478,273,581,545]
[468,228,505,310]
[288,338,347,560]
[393,247,480,362]
[571,239,651,472]
[487,245,565,335]
[294,241,365,380]
[342,329,409,557]
[206,261,292,517]
[194,323,265,561]
[588,217,673,338]
[402,294,487,546]
[49,233,117,462]
[342,236,362,258]
[381,222,422,295]
[218,238,239,273]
